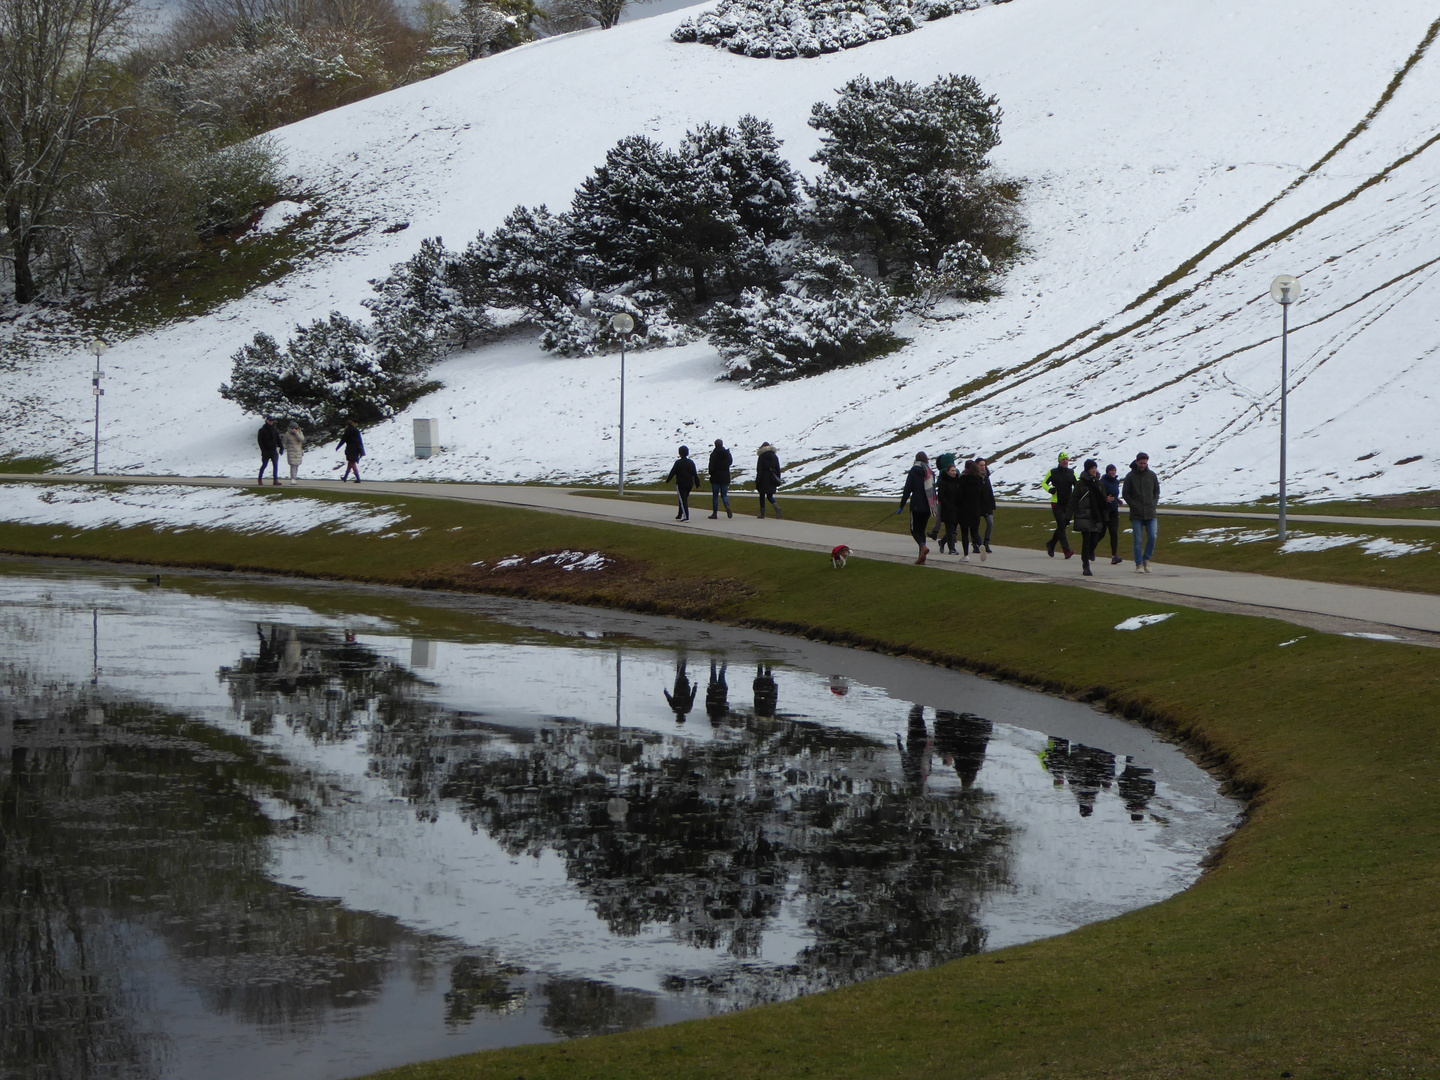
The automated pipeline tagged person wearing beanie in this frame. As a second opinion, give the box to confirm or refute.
[1042,452,1076,559]
[898,451,933,564]
[1067,459,1108,576]
[664,445,699,521]
[1122,452,1161,572]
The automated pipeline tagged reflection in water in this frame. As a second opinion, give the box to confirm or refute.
[0,574,1216,1080]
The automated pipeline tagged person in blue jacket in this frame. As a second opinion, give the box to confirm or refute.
[1102,463,1124,565]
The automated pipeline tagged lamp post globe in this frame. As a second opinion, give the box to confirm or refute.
[1269,275,1302,543]
[610,314,635,494]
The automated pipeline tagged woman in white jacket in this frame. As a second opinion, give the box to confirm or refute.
[282,424,305,485]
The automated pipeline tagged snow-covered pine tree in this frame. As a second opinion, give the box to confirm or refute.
[702,246,900,385]
[807,73,1002,278]
[363,237,493,370]
[464,204,580,319]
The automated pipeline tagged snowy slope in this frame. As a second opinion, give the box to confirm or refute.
[4,0,1438,502]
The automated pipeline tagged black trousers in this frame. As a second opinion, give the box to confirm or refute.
[259,451,279,481]
[1081,529,1101,565]
[676,487,692,519]
[910,509,931,549]
[1105,510,1121,556]
[1050,504,1071,553]
[960,522,982,555]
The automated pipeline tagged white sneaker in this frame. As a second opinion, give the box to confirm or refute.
[1143,561,1152,573]
[979,551,987,562]
[961,554,970,562]
[1135,565,1145,574]
[289,479,297,486]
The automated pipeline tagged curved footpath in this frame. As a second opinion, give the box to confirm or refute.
[5,472,1440,645]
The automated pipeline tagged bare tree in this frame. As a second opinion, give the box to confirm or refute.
[540,0,653,32]
[0,0,140,302]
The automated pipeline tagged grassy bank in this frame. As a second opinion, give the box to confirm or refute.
[1,484,1437,1078]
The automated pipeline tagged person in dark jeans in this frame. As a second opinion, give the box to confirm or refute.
[755,442,782,518]
[257,417,281,486]
[975,457,997,553]
[1102,463,1124,564]
[898,451,933,564]
[707,439,733,519]
[336,421,365,482]
[1042,452,1075,559]
[664,445,699,521]
[1067,459,1107,576]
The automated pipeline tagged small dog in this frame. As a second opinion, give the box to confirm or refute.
[831,544,852,569]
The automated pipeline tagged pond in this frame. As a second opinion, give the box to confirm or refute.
[0,565,1241,1080]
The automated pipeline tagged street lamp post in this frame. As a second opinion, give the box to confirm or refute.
[88,339,109,475]
[610,313,634,494]
[1268,276,1301,543]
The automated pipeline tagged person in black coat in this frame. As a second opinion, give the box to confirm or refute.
[1066,459,1108,576]
[755,442,782,518]
[707,439,733,519]
[957,460,987,560]
[337,421,365,482]
[897,451,932,563]
[1042,453,1075,558]
[257,418,282,486]
[664,445,699,521]
[975,457,997,553]
[936,463,962,554]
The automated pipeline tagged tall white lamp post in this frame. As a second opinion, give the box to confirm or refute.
[610,313,634,494]
[88,339,109,475]
[1269,275,1301,543]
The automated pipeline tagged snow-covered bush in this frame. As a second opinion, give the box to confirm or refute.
[905,240,992,310]
[464,204,581,320]
[219,313,438,439]
[364,237,493,368]
[671,0,992,58]
[703,248,901,385]
[539,292,691,357]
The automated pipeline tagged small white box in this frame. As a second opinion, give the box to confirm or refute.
[413,418,439,459]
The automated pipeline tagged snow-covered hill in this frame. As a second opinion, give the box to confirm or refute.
[5,0,1438,502]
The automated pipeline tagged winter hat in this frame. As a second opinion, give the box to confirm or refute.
[679,446,689,456]
[1057,452,1069,461]
[1084,458,1098,471]
[1105,463,1118,473]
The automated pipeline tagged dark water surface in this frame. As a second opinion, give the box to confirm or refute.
[0,566,1240,1080]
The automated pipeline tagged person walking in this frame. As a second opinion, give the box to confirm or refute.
[936,461,961,554]
[1042,452,1075,559]
[1122,451,1161,572]
[282,423,305,486]
[257,417,281,486]
[337,420,365,482]
[756,442,782,518]
[707,439,733,519]
[664,445,699,521]
[1102,463,1124,565]
[975,456,997,554]
[897,451,933,564]
[1067,459,1107,576]
[928,453,953,541]
[957,459,987,561]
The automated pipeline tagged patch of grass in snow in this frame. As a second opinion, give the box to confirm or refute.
[2,485,1439,1078]
[0,455,64,474]
[69,201,331,338]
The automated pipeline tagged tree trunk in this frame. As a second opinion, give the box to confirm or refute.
[6,209,37,303]
[691,262,707,303]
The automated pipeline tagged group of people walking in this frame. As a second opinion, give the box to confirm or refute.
[664,440,783,522]
[1042,451,1161,575]
[898,452,998,564]
[895,448,1161,575]
[257,418,366,485]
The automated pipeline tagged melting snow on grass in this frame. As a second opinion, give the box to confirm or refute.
[1177,527,1431,558]
[1115,613,1177,631]
[0,484,406,535]
[472,551,611,571]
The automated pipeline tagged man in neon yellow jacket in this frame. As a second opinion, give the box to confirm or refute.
[1041,452,1075,558]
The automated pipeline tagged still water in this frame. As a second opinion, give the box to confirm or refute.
[0,566,1241,1080]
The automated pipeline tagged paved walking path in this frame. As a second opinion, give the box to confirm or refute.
[4,473,1439,645]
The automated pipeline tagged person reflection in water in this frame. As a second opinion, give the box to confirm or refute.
[898,704,932,791]
[1040,737,1117,817]
[1117,757,1157,821]
[933,710,993,790]
[663,655,697,722]
[753,662,778,719]
[705,661,729,722]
